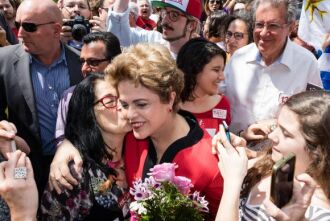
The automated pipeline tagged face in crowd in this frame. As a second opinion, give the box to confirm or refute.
[61,0,91,19]
[15,0,62,58]
[93,79,131,137]
[80,40,110,77]
[225,18,249,55]
[159,7,195,42]
[253,1,292,64]
[138,0,151,20]
[208,0,221,13]
[0,0,16,21]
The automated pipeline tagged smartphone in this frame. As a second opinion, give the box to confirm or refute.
[270,153,295,208]
[222,121,231,141]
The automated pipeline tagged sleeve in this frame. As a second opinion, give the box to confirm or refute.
[106,8,163,47]
[40,171,92,220]
[307,57,322,87]
[55,89,73,145]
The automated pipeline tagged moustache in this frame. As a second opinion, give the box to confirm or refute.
[161,23,174,31]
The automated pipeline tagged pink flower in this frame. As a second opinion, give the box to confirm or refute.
[148,163,178,182]
[172,176,193,195]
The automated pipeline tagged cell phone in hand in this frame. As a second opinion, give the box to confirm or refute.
[270,153,295,208]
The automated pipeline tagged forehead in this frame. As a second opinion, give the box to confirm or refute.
[255,2,286,22]
[94,79,117,98]
[228,19,248,31]
[278,106,301,132]
[64,0,88,5]
[138,0,149,5]
[16,5,43,22]
[81,41,107,58]
[0,0,11,5]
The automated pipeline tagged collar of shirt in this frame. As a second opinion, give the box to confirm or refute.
[29,43,68,68]
[246,38,292,71]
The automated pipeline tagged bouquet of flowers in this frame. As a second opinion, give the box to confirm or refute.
[129,163,209,221]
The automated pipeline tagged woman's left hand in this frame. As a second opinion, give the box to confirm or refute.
[0,150,38,221]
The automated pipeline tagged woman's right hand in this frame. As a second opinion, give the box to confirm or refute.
[213,125,248,185]
[49,139,83,194]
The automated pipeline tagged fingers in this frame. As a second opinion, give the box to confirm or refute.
[26,157,34,180]
[0,120,16,139]
[73,156,83,176]
[0,161,6,181]
[263,198,290,221]
[294,173,316,204]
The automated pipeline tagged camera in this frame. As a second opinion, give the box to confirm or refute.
[63,15,91,42]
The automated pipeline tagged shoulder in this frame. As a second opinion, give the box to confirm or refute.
[0,44,23,57]
[288,40,317,61]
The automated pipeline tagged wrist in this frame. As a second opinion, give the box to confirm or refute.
[11,211,37,221]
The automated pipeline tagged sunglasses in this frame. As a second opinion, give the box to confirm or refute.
[225,31,245,40]
[94,94,117,109]
[209,0,221,4]
[14,21,55,32]
[80,58,109,67]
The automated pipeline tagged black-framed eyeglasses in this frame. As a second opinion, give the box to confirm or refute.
[80,58,109,67]
[14,21,55,32]
[209,0,221,4]
[225,31,245,40]
[160,8,186,22]
[94,94,117,109]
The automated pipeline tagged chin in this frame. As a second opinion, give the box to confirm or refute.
[271,150,283,162]
[132,130,148,140]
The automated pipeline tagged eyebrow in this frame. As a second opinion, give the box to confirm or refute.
[278,124,294,137]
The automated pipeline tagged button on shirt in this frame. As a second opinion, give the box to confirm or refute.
[225,39,322,133]
[30,45,70,155]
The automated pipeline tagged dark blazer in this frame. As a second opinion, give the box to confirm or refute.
[0,44,83,192]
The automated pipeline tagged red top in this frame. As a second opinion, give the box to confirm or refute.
[124,112,223,220]
[193,96,231,137]
[136,16,156,30]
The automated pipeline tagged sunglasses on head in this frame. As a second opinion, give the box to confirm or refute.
[14,21,55,32]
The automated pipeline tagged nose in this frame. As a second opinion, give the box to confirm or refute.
[73,4,81,15]
[259,26,269,37]
[81,62,92,77]
[267,128,278,144]
[126,105,137,120]
[218,70,225,81]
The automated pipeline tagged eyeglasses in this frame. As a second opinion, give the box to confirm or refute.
[80,58,109,67]
[160,9,186,22]
[94,94,117,109]
[254,22,287,32]
[209,0,221,4]
[225,31,245,40]
[14,21,55,32]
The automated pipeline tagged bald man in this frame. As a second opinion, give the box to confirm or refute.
[0,0,83,194]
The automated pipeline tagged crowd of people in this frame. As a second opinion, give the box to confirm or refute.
[0,0,329,220]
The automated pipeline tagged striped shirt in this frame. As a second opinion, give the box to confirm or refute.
[30,44,70,155]
[240,197,330,221]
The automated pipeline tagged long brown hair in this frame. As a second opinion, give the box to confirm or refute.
[242,91,330,199]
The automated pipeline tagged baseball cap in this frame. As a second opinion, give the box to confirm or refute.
[151,0,202,20]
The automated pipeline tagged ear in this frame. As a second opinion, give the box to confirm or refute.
[168,91,176,108]
[54,23,62,36]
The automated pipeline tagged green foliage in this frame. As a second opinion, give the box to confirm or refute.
[139,181,205,221]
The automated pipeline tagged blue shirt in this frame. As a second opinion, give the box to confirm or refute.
[30,45,70,155]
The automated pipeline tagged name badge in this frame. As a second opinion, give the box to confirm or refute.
[212,109,227,119]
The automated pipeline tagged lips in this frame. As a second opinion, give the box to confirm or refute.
[272,146,281,153]
[130,121,145,130]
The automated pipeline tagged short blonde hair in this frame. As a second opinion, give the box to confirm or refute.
[105,43,184,111]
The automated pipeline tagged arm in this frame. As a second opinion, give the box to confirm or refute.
[49,139,83,194]
[239,119,277,141]
[0,151,38,221]
[213,125,248,221]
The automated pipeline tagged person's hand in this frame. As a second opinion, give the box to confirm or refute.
[214,125,248,186]
[0,150,38,221]
[263,173,316,221]
[212,124,247,155]
[0,26,8,46]
[0,120,30,156]
[49,139,83,194]
[60,21,73,44]
[90,16,107,32]
[241,119,277,141]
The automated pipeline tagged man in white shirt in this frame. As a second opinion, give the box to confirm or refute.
[225,0,322,138]
[106,0,201,57]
